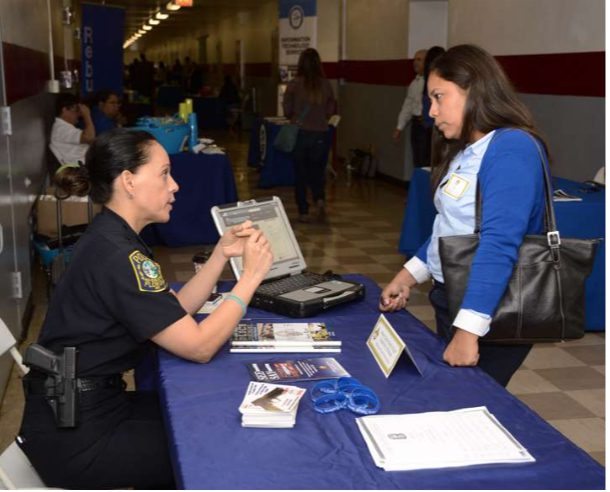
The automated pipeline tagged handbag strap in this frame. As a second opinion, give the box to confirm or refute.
[473,129,561,252]
[295,105,310,125]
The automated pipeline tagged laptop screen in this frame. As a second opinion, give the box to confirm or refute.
[211,197,306,280]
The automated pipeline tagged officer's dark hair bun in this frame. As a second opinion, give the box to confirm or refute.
[84,128,157,204]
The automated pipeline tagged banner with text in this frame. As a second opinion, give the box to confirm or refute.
[278,0,317,82]
[81,3,125,97]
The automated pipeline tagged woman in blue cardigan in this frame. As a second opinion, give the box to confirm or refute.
[380,44,549,387]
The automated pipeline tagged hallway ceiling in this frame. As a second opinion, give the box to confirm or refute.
[83,0,265,42]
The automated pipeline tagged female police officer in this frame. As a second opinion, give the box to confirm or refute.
[18,128,273,489]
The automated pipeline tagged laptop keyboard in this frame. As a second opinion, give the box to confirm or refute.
[256,272,328,296]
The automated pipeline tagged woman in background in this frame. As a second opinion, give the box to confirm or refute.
[283,48,336,223]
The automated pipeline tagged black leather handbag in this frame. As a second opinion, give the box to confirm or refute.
[438,134,599,344]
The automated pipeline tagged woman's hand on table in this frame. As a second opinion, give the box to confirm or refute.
[443,329,480,366]
[379,268,416,312]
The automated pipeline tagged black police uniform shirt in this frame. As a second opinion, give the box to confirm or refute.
[38,207,187,377]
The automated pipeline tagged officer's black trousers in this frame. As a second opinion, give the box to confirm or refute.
[18,388,175,489]
[429,282,532,387]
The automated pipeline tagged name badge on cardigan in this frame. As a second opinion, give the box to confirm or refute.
[443,173,470,199]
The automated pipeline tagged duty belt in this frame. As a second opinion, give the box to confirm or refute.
[24,372,125,395]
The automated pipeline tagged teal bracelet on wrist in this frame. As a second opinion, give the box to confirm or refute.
[225,293,247,317]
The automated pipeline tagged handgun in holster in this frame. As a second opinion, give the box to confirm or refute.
[23,344,78,428]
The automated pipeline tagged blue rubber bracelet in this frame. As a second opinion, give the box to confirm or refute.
[313,392,347,414]
[347,388,380,415]
[310,380,338,401]
[224,293,247,317]
[336,377,363,396]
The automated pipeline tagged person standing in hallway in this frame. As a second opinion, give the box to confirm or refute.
[420,46,446,166]
[380,44,549,387]
[283,48,336,223]
[49,93,95,165]
[392,49,427,167]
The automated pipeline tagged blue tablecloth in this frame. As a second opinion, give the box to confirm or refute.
[248,118,333,189]
[156,275,604,489]
[398,169,605,331]
[193,96,228,130]
[141,152,237,247]
[248,118,297,188]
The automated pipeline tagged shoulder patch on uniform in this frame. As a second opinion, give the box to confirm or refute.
[128,250,168,293]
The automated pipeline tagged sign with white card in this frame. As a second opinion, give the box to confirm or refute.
[366,314,424,377]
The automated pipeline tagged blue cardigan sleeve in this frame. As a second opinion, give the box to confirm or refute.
[460,130,546,316]
[415,237,431,263]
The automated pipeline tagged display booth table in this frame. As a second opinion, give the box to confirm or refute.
[141,152,237,247]
[398,168,605,330]
[248,118,333,188]
[155,275,604,489]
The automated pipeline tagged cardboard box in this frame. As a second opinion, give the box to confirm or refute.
[36,189,101,237]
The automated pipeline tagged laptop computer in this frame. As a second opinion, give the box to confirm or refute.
[211,196,365,317]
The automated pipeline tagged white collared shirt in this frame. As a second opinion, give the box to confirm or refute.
[50,117,89,165]
[396,75,424,130]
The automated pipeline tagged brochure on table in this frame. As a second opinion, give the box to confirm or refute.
[239,381,306,428]
[366,314,425,377]
[356,406,535,471]
[246,357,350,383]
[231,321,341,353]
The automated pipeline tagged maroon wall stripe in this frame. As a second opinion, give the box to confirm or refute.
[339,52,604,97]
[496,52,604,97]
[244,62,272,77]
[338,59,415,86]
[3,43,604,104]
[3,43,49,105]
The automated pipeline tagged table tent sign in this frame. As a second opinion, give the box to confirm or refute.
[367,314,427,377]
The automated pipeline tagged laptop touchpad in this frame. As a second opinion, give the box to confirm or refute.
[279,281,353,302]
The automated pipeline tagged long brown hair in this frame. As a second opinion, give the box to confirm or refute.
[428,44,549,190]
[297,48,325,104]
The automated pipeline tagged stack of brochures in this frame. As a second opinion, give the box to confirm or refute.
[356,406,535,471]
[231,322,341,353]
[247,357,350,383]
[238,381,306,428]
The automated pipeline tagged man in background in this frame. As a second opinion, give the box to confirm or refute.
[91,90,124,135]
[50,93,95,165]
[392,48,427,167]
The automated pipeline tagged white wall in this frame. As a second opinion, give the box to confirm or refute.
[346,0,410,60]
[447,0,605,180]
[408,0,447,56]
[448,0,604,54]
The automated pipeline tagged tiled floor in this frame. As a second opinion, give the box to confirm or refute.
[0,129,604,469]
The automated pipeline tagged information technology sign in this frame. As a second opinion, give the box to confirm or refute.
[81,3,125,97]
[278,0,317,82]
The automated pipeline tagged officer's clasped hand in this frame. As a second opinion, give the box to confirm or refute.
[218,220,256,258]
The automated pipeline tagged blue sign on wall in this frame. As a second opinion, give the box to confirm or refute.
[81,3,125,96]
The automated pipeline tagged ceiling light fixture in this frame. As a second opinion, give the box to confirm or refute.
[156,11,169,19]
[166,1,181,11]
[142,24,152,31]
[149,18,160,25]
